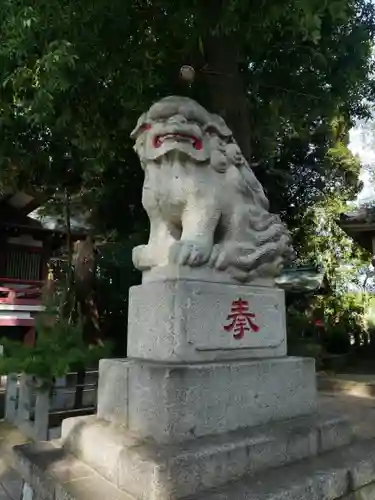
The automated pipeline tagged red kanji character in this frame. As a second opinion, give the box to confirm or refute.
[223,298,259,339]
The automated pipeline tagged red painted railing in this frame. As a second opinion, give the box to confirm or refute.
[0,278,43,306]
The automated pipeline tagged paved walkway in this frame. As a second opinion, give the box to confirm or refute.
[0,422,30,500]
[319,391,375,440]
[0,467,22,500]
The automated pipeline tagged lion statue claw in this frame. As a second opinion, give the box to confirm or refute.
[169,240,212,267]
[131,96,293,283]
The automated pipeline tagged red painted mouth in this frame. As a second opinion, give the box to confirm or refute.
[153,133,203,151]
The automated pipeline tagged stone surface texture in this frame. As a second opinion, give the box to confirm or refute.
[96,356,316,442]
[197,438,375,500]
[130,95,292,283]
[127,280,287,362]
[0,421,30,500]
[60,409,353,500]
[141,265,277,286]
[14,438,375,500]
[10,394,375,500]
[14,440,133,500]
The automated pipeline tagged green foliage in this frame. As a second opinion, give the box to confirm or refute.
[287,289,370,367]
[318,292,368,353]
[96,241,141,356]
[295,200,368,278]
[0,0,374,349]
[286,306,325,369]
[0,0,373,231]
[0,289,111,382]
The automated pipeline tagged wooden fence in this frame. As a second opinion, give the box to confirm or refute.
[4,370,98,440]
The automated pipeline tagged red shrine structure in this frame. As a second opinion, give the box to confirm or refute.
[0,190,82,345]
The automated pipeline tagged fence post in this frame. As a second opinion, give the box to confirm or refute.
[34,388,50,440]
[5,374,18,423]
[21,482,34,500]
[15,374,35,438]
[16,374,32,423]
[15,375,51,440]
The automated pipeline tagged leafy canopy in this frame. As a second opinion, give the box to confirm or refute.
[0,0,375,353]
[0,0,373,234]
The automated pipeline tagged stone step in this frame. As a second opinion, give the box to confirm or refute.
[43,409,354,500]
[195,438,375,500]
[13,441,134,500]
[12,431,375,500]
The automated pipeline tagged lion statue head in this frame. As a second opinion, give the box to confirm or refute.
[130,96,293,283]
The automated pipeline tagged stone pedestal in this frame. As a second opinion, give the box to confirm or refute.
[127,280,287,361]
[14,276,375,500]
[54,279,317,497]
[124,280,316,441]
[14,278,322,500]
[96,357,316,442]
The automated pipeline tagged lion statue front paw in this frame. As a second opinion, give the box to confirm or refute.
[132,245,152,271]
[168,240,212,267]
[208,244,228,270]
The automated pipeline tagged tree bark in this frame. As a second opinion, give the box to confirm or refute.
[64,189,75,321]
[73,237,102,345]
[196,0,252,163]
[202,33,252,163]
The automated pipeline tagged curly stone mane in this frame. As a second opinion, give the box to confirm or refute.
[206,127,292,281]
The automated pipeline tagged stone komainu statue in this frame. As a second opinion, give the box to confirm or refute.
[131,96,293,282]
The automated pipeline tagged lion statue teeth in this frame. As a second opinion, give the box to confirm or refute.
[130,96,293,283]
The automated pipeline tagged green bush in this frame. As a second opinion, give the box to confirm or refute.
[0,286,111,387]
[321,323,351,354]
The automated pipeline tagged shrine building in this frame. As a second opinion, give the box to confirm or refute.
[0,190,84,345]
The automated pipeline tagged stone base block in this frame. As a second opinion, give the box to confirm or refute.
[141,265,276,287]
[60,409,353,500]
[13,433,375,500]
[97,356,316,443]
[199,439,375,500]
[13,396,375,500]
[127,280,287,362]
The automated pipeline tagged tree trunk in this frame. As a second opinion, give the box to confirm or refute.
[202,33,252,163]
[196,0,252,163]
[73,369,85,410]
[64,190,75,321]
[73,237,102,345]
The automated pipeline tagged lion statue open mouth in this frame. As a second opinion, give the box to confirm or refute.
[130,96,293,283]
